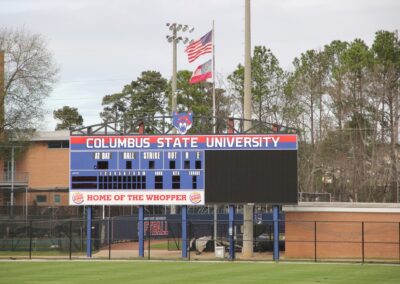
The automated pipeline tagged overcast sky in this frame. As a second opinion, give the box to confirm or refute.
[1,0,399,130]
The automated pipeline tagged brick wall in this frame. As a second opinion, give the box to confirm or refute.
[285,211,400,260]
[15,191,69,206]
[16,141,69,189]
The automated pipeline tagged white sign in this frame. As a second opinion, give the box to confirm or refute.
[70,190,204,206]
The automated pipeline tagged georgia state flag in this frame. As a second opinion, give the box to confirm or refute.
[189,59,212,84]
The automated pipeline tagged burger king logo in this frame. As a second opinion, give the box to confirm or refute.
[189,192,201,204]
[72,192,84,204]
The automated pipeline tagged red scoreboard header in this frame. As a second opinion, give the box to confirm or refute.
[70,134,297,150]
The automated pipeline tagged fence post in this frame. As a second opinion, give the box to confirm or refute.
[148,219,151,260]
[188,221,191,261]
[272,205,279,261]
[138,206,144,257]
[178,222,181,250]
[29,220,32,260]
[69,220,72,260]
[228,205,235,260]
[182,205,188,259]
[86,206,92,258]
[314,221,317,262]
[108,218,111,260]
[362,222,365,264]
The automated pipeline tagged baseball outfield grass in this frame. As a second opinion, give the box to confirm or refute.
[0,261,399,284]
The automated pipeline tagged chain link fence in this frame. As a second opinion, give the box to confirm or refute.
[0,208,399,263]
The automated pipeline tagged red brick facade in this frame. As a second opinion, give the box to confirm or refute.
[284,206,400,260]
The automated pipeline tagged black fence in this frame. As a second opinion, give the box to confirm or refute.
[0,205,138,219]
[1,216,399,263]
[0,215,278,261]
[0,205,242,219]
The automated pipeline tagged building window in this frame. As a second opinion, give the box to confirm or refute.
[48,141,69,148]
[36,195,47,203]
[54,195,61,204]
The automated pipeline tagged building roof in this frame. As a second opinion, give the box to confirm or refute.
[30,130,69,141]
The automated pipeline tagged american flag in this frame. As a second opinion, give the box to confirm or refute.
[185,30,212,63]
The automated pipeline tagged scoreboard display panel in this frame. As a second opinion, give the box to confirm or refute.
[69,134,297,206]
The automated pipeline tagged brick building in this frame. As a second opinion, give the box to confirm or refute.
[283,202,400,261]
[0,130,69,207]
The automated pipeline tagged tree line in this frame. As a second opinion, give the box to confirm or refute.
[1,27,398,202]
[90,30,399,202]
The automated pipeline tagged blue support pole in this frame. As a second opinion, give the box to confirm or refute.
[86,206,92,257]
[228,205,235,260]
[273,205,279,261]
[138,205,144,257]
[182,205,187,259]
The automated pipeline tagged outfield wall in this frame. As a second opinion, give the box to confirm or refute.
[283,203,400,261]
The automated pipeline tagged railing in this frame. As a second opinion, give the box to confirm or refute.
[0,172,29,184]
[299,192,332,202]
[70,115,299,136]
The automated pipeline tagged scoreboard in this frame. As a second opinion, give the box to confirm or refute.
[69,134,298,206]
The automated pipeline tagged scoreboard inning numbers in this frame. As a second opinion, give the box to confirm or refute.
[69,134,298,205]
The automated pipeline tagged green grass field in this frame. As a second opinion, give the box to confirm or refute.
[0,261,399,284]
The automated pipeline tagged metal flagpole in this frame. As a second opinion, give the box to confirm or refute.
[212,20,218,251]
[212,20,216,133]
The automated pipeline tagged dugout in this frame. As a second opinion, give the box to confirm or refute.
[283,202,400,261]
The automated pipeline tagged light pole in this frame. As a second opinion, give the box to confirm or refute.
[166,23,194,113]
[166,23,194,216]
[242,0,254,258]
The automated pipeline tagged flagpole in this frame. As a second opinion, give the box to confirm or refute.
[212,20,216,134]
[212,20,218,252]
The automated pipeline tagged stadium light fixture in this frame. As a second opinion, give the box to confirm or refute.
[165,25,194,121]
[169,23,176,31]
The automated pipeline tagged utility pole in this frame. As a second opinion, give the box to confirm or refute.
[242,0,254,258]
